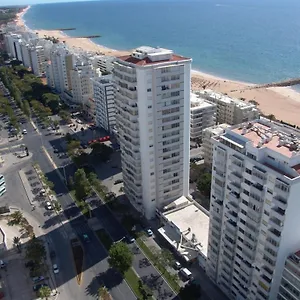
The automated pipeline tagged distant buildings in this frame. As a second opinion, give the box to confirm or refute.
[202,123,230,167]
[92,75,116,133]
[114,46,191,219]
[207,118,300,300]
[92,55,114,74]
[196,90,259,125]
[190,92,216,142]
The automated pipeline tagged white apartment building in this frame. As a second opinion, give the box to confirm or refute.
[4,33,22,59]
[114,46,191,219]
[197,90,259,125]
[202,123,230,168]
[70,61,100,105]
[48,45,75,93]
[278,251,300,300]
[190,92,216,141]
[92,75,116,133]
[93,55,115,74]
[20,41,31,68]
[207,118,300,300]
[29,45,46,76]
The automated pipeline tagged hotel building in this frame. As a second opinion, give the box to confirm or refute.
[29,45,46,76]
[114,46,191,219]
[207,118,300,300]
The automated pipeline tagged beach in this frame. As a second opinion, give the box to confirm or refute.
[17,7,300,126]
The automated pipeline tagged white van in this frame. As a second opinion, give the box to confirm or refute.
[179,268,192,280]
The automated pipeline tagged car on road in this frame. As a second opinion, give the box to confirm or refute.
[174,261,182,270]
[114,179,123,185]
[45,201,53,210]
[22,129,27,134]
[146,229,153,237]
[0,260,6,268]
[53,148,59,153]
[33,283,48,291]
[83,234,90,243]
[126,235,135,243]
[32,276,45,283]
[53,264,59,274]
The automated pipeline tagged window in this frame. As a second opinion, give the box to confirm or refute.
[150,172,154,176]
[147,88,151,92]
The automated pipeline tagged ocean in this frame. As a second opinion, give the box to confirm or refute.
[23,0,300,84]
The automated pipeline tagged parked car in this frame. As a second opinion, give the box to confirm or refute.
[114,179,123,185]
[53,264,59,274]
[32,276,45,283]
[126,235,135,243]
[33,283,48,291]
[174,261,182,270]
[45,201,53,210]
[22,129,27,135]
[83,234,90,243]
[146,229,153,237]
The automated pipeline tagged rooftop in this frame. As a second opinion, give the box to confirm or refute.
[204,123,230,136]
[159,199,209,261]
[190,93,216,110]
[117,45,190,66]
[230,119,300,158]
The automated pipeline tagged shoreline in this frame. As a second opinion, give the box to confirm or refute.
[16,5,300,126]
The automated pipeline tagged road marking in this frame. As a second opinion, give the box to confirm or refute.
[30,119,41,135]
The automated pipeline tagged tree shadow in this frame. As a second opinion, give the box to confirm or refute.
[85,268,123,297]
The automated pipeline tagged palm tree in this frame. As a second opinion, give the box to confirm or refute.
[98,286,110,300]
[8,211,24,226]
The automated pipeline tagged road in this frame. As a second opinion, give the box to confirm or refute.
[30,119,177,299]
[0,119,136,300]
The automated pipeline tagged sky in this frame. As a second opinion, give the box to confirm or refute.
[1,0,91,7]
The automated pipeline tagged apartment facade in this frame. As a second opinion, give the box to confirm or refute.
[190,92,216,141]
[202,123,230,168]
[207,118,300,300]
[92,75,116,133]
[197,90,259,125]
[29,45,46,76]
[93,55,115,74]
[114,46,191,219]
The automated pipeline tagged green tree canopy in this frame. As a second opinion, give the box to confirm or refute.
[91,143,113,162]
[74,168,92,200]
[38,285,52,299]
[196,173,212,196]
[25,237,46,263]
[108,242,133,275]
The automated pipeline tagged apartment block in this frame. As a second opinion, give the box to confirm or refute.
[207,118,300,300]
[92,55,115,74]
[202,124,230,168]
[278,251,300,300]
[114,46,191,219]
[29,45,46,76]
[92,75,116,133]
[197,90,259,125]
[190,92,216,141]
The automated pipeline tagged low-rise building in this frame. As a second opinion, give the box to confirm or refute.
[196,89,259,125]
[202,124,230,168]
[92,75,115,133]
[158,197,209,269]
[278,251,300,300]
[190,92,216,142]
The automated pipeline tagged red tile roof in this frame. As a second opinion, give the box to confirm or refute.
[292,163,300,175]
[117,54,190,66]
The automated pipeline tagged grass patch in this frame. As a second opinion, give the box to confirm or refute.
[95,229,113,250]
[70,238,84,285]
[136,238,180,293]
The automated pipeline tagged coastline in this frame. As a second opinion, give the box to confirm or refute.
[17,6,300,126]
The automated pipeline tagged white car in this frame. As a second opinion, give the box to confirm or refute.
[146,229,153,237]
[45,201,53,210]
[22,129,27,134]
[53,264,59,274]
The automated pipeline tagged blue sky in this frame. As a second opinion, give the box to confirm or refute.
[1,0,90,6]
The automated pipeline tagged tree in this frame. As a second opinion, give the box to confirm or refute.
[91,142,113,162]
[8,211,24,226]
[266,114,277,121]
[25,237,46,263]
[38,285,52,299]
[138,279,153,299]
[108,242,133,275]
[67,139,81,157]
[42,93,60,114]
[158,249,174,271]
[59,110,71,124]
[52,200,62,212]
[68,175,74,190]
[65,132,73,143]
[23,100,31,117]
[74,168,92,199]
[196,173,212,196]
[98,286,111,300]
[13,236,21,252]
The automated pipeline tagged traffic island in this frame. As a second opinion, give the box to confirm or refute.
[70,238,84,285]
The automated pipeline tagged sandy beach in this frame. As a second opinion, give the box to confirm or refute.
[16,7,300,126]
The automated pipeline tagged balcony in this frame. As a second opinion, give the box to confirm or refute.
[271,206,286,222]
[269,228,282,243]
[273,195,287,210]
[229,171,243,184]
[227,200,239,212]
[225,210,238,223]
[226,219,238,232]
[230,162,243,173]
[229,181,241,194]
[269,217,283,231]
